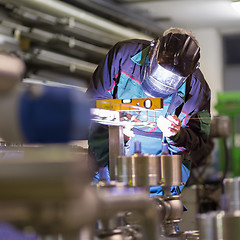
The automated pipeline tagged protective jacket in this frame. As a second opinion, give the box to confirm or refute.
[87,39,211,190]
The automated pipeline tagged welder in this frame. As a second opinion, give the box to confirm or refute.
[87,27,211,196]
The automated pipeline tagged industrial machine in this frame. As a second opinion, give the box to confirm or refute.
[0,54,160,240]
[215,91,240,177]
[116,142,190,239]
[0,65,199,240]
[193,92,240,240]
[197,177,240,240]
[1,54,238,240]
[91,98,200,240]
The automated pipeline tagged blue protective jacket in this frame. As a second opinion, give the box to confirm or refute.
[87,39,211,192]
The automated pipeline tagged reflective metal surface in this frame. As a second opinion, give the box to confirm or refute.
[223,177,240,212]
[197,210,240,240]
[197,211,222,240]
[160,155,182,187]
[197,177,240,240]
[221,211,240,240]
[0,145,90,201]
[109,126,124,180]
[117,153,161,187]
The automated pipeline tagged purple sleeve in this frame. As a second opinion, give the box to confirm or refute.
[86,43,122,100]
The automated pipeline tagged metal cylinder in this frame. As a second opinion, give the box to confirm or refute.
[197,211,224,240]
[182,231,200,240]
[223,177,240,212]
[198,210,240,240]
[0,145,90,202]
[210,115,231,138]
[117,153,161,187]
[222,211,240,240]
[160,155,182,187]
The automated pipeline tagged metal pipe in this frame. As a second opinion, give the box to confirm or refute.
[9,6,122,46]
[13,25,109,58]
[223,177,240,212]
[3,0,152,40]
[23,49,97,75]
[63,0,163,36]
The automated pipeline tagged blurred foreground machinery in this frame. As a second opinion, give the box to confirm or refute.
[193,93,240,239]
[178,114,233,237]
[197,176,240,240]
[0,54,159,240]
[0,145,161,240]
[3,54,239,239]
[184,115,232,214]
[111,142,199,240]
[0,54,200,240]
[0,54,90,144]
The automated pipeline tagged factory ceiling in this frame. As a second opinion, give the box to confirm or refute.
[114,0,240,35]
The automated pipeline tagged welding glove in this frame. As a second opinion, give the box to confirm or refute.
[157,115,181,138]
[123,125,135,140]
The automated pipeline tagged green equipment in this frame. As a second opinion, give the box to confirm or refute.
[215,91,240,177]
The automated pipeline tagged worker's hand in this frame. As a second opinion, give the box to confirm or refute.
[157,115,181,138]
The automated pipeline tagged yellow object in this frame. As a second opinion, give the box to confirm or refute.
[96,98,162,111]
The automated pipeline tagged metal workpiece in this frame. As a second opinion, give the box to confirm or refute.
[220,211,240,240]
[197,211,224,240]
[198,210,240,240]
[159,231,199,240]
[153,195,184,238]
[108,132,186,239]
[0,145,99,235]
[154,195,183,223]
[109,126,124,181]
[116,142,183,189]
[94,183,160,240]
[0,187,99,237]
[0,153,161,239]
[164,196,184,223]
[181,231,200,240]
[197,181,240,240]
[117,152,161,187]
[223,177,240,212]
[0,145,91,201]
[160,155,182,187]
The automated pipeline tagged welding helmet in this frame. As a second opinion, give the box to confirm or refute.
[141,31,200,98]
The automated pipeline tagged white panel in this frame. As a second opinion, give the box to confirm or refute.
[194,28,224,115]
